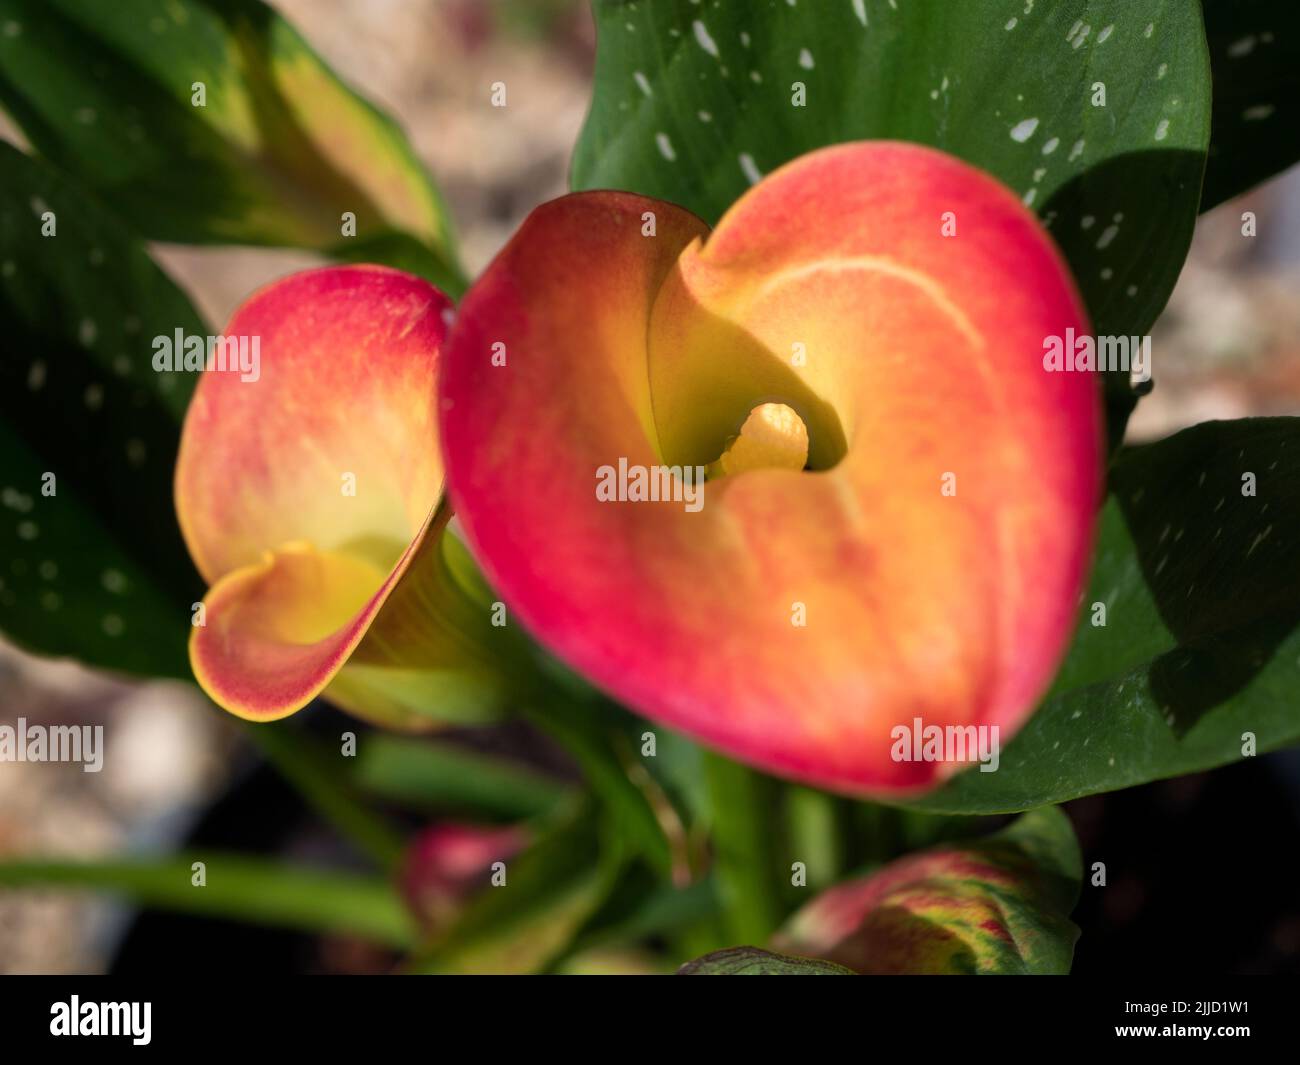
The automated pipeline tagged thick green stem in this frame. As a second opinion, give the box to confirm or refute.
[785,786,843,890]
[703,753,785,944]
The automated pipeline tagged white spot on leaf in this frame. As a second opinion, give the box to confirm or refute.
[1009,117,1039,142]
[692,20,720,58]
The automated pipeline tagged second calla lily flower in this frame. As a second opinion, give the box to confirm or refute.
[176,265,513,728]
[439,142,1102,796]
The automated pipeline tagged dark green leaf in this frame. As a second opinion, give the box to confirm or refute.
[1200,0,1300,210]
[574,0,1210,441]
[910,417,1300,814]
[0,0,464,292]
[0,142,202,677]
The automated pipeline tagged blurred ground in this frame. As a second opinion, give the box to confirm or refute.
[0,646,232,972]
[1,0,1298,972]
[1130,168,1300,439]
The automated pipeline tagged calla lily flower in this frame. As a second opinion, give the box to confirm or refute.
[439,142,1102,795]
[176,265,513,727]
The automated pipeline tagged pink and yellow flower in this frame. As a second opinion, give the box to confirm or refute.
[438,142,1102,795]
[176,265,510,728]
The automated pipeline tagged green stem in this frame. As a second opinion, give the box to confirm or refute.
[703,753,785,944]
[785,787,843,890]
[0,853,414,948]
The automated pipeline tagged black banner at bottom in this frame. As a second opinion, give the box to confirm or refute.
[0,976,1292,1053]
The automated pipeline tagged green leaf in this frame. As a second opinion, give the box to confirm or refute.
[574,0,1210,441]
[0,852,415,947]
[774,808,1081,974]
[0,142,202,677]
[678,946,853,975]
[1199,0,1300,210]
[353,733,573,820]
[0,0,464,293]
[910,417,1300,814]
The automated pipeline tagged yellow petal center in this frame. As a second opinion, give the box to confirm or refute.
[708,402,811,479]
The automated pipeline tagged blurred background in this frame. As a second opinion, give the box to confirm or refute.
[1,0,1298,973]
